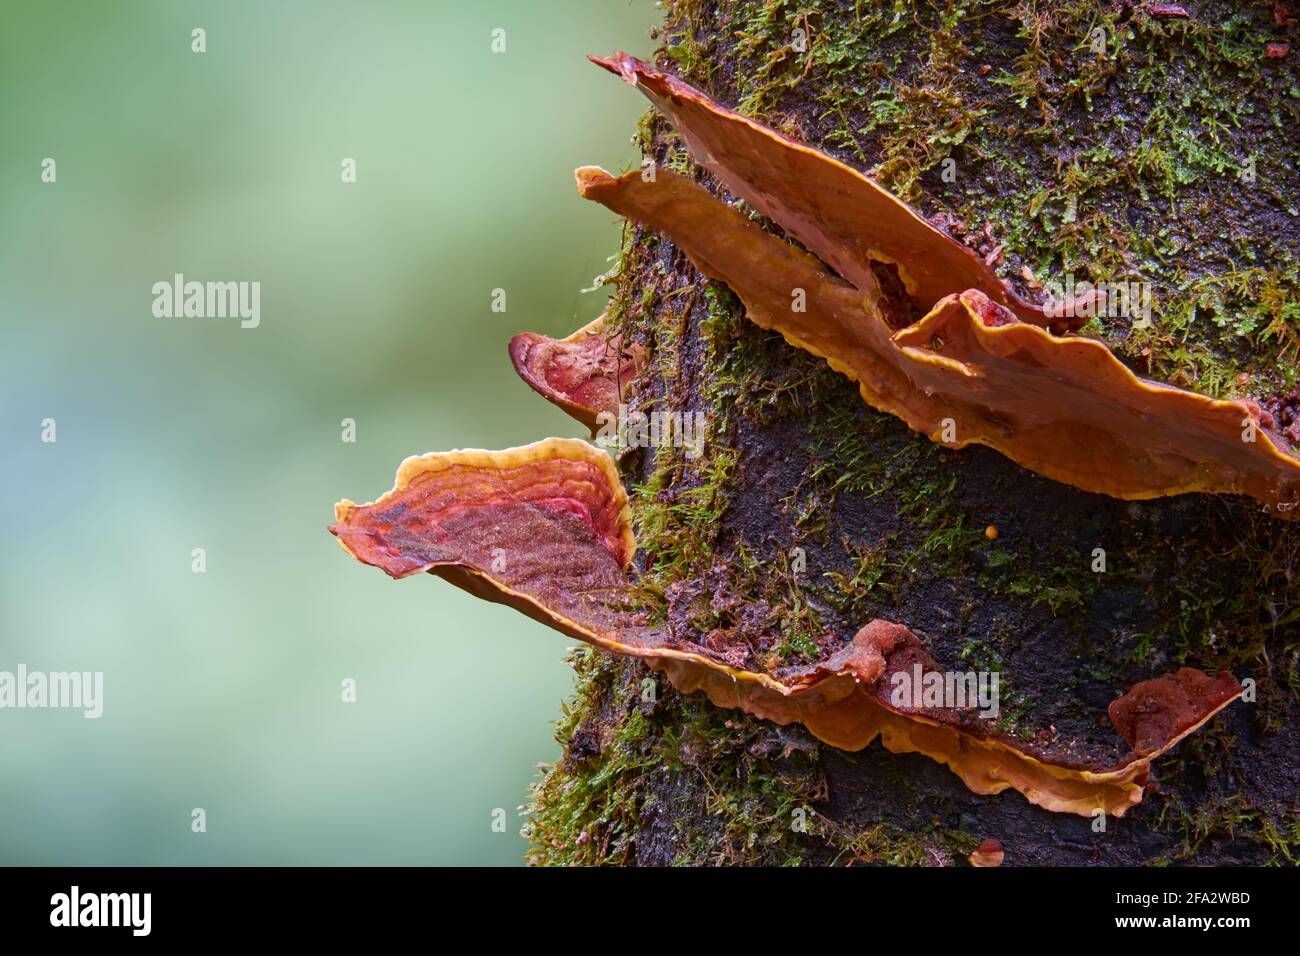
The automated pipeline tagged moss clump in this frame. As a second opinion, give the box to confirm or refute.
[526,648,973,866]
[1155,791,1300,866]
[524,647,821,865]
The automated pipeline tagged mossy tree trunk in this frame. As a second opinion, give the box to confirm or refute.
[527,0,1300,866]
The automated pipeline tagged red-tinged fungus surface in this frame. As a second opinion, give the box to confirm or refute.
[969,839,1005,867]
[331,440,1242,818]
[508,313,645,431]
[589,53,1064,328]
[1109,668,1245,756]
[331,440,635,638]
[573,57,1300,515]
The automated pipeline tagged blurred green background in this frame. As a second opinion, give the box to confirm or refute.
[0,0,658,864]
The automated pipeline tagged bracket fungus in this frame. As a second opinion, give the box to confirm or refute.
[331,438,1241,818]
[329,52,1256,825]
[969,839,1005,868]
[582,53,1300,517]
[508,313,645,432]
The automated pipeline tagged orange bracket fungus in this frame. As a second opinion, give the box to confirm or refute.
[331,439,1241,817]
[508,313,645,432]
[582,53,1300,517]
[969,838,1005,868]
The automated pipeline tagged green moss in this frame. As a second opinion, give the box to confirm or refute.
[526,648,833,865]
[1156,793,1300,866]
[525,650,662,866]
[828,821,953,866]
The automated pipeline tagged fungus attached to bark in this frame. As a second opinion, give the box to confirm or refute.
[508,313,645,432]
[969,839,1005,868]
[330,439,1242,818]
[581,53,1300,517]
[588,53,1053,327]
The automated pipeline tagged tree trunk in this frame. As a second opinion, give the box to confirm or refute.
[526,0,1300,866]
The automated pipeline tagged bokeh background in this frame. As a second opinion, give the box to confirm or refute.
[0,0,658,865]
